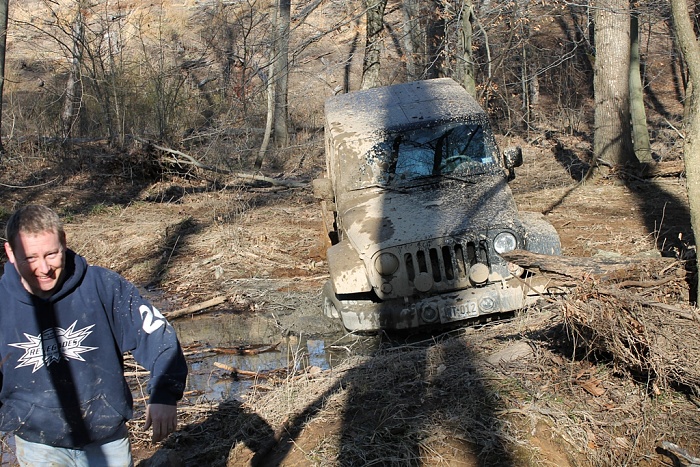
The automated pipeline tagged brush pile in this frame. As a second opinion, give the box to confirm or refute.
[504,249,700,396]
[561,262,700,396]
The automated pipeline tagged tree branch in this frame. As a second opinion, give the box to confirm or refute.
[134,136,307,188]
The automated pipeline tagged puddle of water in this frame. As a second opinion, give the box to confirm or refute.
[171,312,349,401]
[135,287,365,403]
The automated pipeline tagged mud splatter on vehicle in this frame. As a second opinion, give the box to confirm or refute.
[313,78,561,332]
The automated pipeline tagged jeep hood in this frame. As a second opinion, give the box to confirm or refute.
[338,177,519,256]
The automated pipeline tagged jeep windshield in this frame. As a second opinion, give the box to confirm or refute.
[344,121,501,191]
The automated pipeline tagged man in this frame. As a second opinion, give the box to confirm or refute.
[0,204,188,466]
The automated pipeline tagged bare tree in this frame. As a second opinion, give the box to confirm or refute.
[61,8,84,140]
[670,0,700,301]
[273,0,290,148]
[400,0,423,81]
[592,0,637,170]
[629,8,652,163]
[256,2,278,170]
[456,0,476,96]
[425,0,446,79]
[361,0,388,89]
[136,13,189,142]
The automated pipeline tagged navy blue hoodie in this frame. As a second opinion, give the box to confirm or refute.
[0,249,188,448]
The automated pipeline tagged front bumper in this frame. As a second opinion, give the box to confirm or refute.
[323,276,552,332]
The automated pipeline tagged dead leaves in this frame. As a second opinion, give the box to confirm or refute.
[574,370,607,397]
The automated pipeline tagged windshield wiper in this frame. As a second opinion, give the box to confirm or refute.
[440,174,477,184]
[353,184,409,194]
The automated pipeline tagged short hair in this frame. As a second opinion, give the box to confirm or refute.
[5,205,66,250]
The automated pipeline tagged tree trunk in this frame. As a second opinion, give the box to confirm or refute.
[629,11,652,163]
[400,0,422,81]
[256,1,278,169]
[0,0,8,154]
[273,0,290,148]
[592,0,637,170]
[255,71,274,170]
[61,10,84,140]
[425,0,446,79]
[669,0,700,303]
[361,0,387,89]
[456,0,476,96]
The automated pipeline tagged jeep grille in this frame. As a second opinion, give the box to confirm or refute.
[376,236,497,299]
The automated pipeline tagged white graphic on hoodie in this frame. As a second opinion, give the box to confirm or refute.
[9,321,98,372]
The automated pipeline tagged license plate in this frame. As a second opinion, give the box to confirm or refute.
[440,300,480,322]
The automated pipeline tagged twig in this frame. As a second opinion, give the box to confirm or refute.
[213,361,286,379]
[617,276,676,288]
[0,176,61,189]
[597,286,696,320]
[663,118,685,139]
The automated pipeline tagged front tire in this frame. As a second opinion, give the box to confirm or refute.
[519,211,562,255]
[321,281,340,319]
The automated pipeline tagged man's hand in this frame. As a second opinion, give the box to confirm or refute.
[144,403,178,443]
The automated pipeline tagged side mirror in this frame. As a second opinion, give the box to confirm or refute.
[312,178,334,201]
[503,147,523,169]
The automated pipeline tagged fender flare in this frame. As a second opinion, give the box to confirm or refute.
[326,240,372,294]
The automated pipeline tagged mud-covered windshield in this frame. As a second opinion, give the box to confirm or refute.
[345,122,501,191]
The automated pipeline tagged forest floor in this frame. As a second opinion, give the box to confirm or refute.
[0,129,697,467]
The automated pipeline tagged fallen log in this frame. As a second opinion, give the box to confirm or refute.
[212,342,281,355]
[641,160,685,178]
[500,249,682,283]
[165,296,227,320]
[214,362,261,378]
[213,361,287,380]
[134,136,307,188]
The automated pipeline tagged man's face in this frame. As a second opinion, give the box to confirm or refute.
[4,230,66,298]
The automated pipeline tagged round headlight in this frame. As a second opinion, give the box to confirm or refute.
[374,253,399,276]
[493,232,518,254]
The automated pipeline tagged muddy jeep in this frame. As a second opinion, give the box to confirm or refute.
[313,78,560,332]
